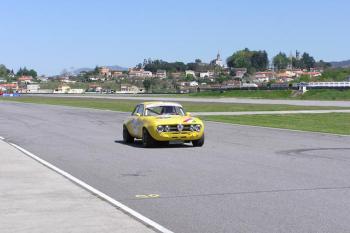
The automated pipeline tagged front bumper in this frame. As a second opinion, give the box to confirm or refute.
[150,130,204,141]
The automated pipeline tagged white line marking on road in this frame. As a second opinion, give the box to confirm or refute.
[194,109,350,116]
[206,120,350,137]
[1,100,129,114]
[9,142,173,233]
[136,194,160,199]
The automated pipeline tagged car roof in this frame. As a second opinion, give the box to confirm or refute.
[141,101,183,108]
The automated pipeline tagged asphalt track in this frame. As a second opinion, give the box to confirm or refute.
[1,101,350,233]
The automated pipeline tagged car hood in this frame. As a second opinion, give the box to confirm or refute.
[149,115,202,125]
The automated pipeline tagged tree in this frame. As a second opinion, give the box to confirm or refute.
[226,48,268,73]
[292,52,316,70]
[273,52,289,70]
[143,79,152,93]
[292,57,301,69]
[318,68,350,82]
[227,48,252,71]
[185,74,195,81]
[316,60,331,70]
[0,64,9,77]
[136,63,143,69]
[251,50,269,71]
[172,62,187,72]
[143,59,187,73]
[195,59,202,63]
[186,62,213,72]
[16,67,37,78]
[28,69,37,78]
[300,52,315,70]
[93,66,100,75]
[293,74,311,83]
[216,75,229,84]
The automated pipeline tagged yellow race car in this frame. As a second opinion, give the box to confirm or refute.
[123,102,205,147]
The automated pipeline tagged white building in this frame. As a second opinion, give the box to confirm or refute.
[241,83,258,88]
[178,81,198,87]
[189,81,199,86]
[211,52,224,67]
[54,85,71,94]
[143,71,153,77]
[118,84,144,94]
[61,79,77,83]
[254,72,274,83]
[89,77,99,81]
[185,70,196,77]
[37,76,49,82]
[68,89,85,94]
[234,68,247,79]
[156,70,167,79]
[128,68,153,78]
[26,84,40,93]
[199,71,214,78]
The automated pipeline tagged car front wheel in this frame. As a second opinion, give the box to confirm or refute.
[142,128,156,148]
[192,134,204,147]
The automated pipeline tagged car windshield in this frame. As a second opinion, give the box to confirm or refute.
[145,106,185,116]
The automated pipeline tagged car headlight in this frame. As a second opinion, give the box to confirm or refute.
[164,125,170,132]
[193,124,201,132]
[156,125,164,133]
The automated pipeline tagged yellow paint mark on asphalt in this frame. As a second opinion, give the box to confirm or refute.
[135,194,160,199]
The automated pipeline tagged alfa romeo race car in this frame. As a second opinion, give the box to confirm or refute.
[123,102,205,147]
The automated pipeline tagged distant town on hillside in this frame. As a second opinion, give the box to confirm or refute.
[1,49,350,95]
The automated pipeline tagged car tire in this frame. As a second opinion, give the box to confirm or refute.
[142,128,156,148]
[123,125,134,144]
[192,134,204,147]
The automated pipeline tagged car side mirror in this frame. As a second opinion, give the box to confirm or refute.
[135,113,141,117]
[186,112,191,116]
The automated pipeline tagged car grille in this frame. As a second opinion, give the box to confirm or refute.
[167,124,192,132]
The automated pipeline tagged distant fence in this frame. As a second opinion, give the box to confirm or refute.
[198,86,350,92]
[17,85,350,96]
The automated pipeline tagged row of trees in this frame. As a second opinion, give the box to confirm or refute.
[16,67,38,78]
[141,59,187,73]
[226,49,331,73]
[0,64,38,78]
[138,58,217,73]
[136,48,331,77]
[138,48,330,74]
[272,52,328,71]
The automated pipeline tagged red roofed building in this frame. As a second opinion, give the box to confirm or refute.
[18,76,33,83]
[0,83,19,91]
[254,72,274,82]
[99,67,110,76]
[302,71,322,77]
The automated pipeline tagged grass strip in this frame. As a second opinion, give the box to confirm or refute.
[1,96,348,112]
[201,113,350,135]
[187,89,350,100]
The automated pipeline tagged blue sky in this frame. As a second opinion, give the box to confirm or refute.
[1,0,349,75]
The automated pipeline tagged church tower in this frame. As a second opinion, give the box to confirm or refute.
[217,51,221,60]
[215,51,224,67]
